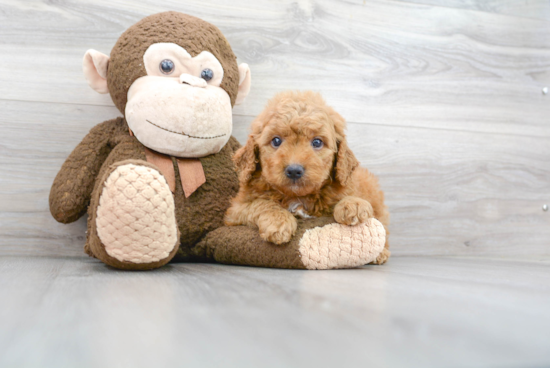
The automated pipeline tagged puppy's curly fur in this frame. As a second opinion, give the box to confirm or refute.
[225,91,390,264]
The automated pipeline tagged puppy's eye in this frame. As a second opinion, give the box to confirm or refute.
[201,68,214,81]
[159,59,175,75]
[271,137,282,148]
[312,138,323,149]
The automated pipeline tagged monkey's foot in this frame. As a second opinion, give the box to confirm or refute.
[94,163,179,268]
[297,218,386,270]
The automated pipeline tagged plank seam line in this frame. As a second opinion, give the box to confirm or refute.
[0,98,548,140]
[388,0,550,24]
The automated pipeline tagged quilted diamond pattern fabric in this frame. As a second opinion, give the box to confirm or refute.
[96,164,178,263]
[298,218,386,270]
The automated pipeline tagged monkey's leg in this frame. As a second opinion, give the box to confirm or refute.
[194,217,386,270]
[86,160,180,270]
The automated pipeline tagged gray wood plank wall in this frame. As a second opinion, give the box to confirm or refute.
[0,0,549,258]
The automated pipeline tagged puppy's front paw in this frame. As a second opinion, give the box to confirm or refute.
[372,248,391,265]
[258,211,298,245]
[334,196,374,226]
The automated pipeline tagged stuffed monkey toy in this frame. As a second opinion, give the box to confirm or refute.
[49,11,386,270]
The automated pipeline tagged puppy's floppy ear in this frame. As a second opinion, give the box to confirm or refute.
[334,138,359,186]
[233,135,259,185]
[328,107,359,186]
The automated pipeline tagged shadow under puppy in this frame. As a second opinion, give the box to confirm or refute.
[225,91,390,264]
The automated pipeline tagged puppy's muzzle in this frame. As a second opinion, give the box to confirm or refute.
[285,164,305,181]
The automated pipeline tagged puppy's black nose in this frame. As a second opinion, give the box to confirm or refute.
[285,165,305,180]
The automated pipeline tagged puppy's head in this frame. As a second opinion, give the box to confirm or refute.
[234,91,358,196]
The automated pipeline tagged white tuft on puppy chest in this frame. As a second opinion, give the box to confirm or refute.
[288,201,315,219]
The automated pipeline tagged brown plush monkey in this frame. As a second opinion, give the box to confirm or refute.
[49,11,386,270]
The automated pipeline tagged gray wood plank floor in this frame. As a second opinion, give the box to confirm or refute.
[0,0,549,258]
[1,256,549,368]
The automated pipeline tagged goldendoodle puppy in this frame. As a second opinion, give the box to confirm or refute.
[225,91,390,264]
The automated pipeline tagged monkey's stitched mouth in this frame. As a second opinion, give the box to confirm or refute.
[146,119,226,140]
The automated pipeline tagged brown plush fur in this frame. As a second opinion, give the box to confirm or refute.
[197,216,338,269]
[50,117,242,264]
[49,12,245,270]
[108,11,240,113]
[225,91,390,264]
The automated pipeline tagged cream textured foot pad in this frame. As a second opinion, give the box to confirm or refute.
[298,219,386,270]
[96,164,178,263]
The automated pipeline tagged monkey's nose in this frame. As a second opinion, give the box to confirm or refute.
[285,165,305,180]
[179,74,207,88]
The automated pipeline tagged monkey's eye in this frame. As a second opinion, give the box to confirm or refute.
[159,59,175,75]
[312,138,324,149]
[271,137,282,148]
[201,68,214,81]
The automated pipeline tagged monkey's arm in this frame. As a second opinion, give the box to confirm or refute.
[193,217,386,270]
[49,117,127,223]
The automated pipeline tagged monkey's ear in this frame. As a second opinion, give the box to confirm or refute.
[83,49,110,94]
[235,63,251,105]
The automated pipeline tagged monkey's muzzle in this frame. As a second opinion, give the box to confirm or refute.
[125,76,233,158]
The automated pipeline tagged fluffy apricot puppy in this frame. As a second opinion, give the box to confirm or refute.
[225,91,390,264]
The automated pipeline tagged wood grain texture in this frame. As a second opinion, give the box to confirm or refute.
[1,256,550,367]
[399,0,550,22]
[0,0,549,258]
[360,124,550,256]
[0,0,549,135]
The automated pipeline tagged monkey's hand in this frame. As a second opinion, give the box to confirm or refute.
[334,196,374,226]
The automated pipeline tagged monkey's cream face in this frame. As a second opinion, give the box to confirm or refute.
[125,43,233,157]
